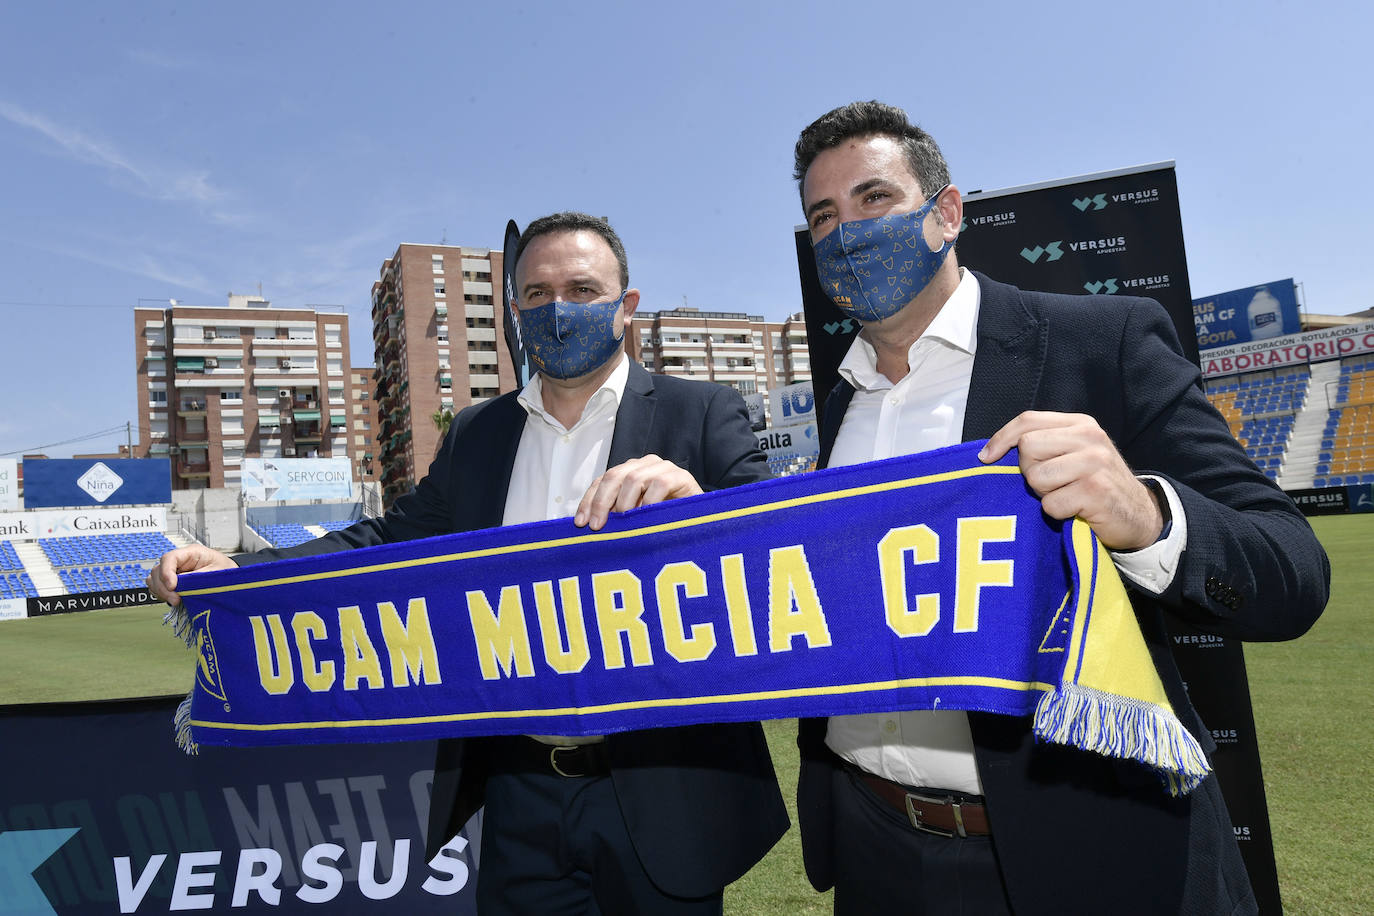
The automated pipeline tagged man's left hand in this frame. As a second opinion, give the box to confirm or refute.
[574,454,703,531]
[979,411,1163,551]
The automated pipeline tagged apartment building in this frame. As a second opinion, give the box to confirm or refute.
[629,307,812,397]
[371,244,518,504]
[348,366,380,485]
[133,295,357,491]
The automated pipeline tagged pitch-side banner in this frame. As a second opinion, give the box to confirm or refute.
[22,460,172,510]
[241,459,352,503]
[0,696,478,915]
[0,507,168,541]
[1201,320,1374,378]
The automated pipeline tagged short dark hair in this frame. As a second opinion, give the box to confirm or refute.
[793,101,951,205]
[514,211,629,290]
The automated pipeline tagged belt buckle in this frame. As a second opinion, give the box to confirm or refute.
[549,745,584,778]
[904,791,964,838]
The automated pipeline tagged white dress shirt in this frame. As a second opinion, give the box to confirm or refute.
[505,355,630,744]
[825,269,1188,794]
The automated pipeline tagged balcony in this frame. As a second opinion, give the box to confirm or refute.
[176,460,211,478]
[177,400,208,417]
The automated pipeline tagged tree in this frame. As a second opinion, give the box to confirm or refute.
[431,407,454,438]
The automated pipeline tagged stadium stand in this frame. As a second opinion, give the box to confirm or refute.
[30,533,179,595]
[1205,368,1310,482]
[249,522,319,548]
[1312,356,1374,487]
[767,455,818,477]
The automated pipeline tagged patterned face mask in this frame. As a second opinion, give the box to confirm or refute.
[518,293,627,380]
[812,186,954,323]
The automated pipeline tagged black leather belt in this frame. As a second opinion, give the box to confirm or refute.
[850,766,990,837]
[492,736,611,778]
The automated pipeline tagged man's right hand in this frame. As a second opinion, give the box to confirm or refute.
[147,546,237,607]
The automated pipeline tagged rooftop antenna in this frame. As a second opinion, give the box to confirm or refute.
[441,227,448,245]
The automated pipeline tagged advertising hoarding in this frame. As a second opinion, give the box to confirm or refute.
[21,459,171,509]
[1193,279,1300,351]
[768,382,816,429]
[241,459,352,502]
[0,458,17,511]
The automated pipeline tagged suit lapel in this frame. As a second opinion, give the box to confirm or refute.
[473,396,527,528]
[608,360,657,467]
[962,271,1048,441]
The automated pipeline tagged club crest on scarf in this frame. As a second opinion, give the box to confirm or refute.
[519,294,626,380]
[813,186,955,322]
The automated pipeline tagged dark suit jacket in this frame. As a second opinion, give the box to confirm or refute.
[798,272,1330,915]
[237,361,788,898]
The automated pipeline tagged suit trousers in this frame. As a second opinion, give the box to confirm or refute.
[831,766,1012,916]
[476,766,725,916]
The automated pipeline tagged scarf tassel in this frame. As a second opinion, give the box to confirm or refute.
[1033,683,1211,796]
[163,605,200,755]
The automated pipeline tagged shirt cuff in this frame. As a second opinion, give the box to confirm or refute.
[1110,475,1186,595]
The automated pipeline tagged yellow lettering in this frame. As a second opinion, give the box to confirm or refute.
[720,553,758,657]
[249,614,294,695]
[592,570,653,669]
[878,524,941,637]
[533,578,591,674]
[655,561,716,664]
[339,605,384,690]
[291,612,334,692]
[378,598,442,687]
[954,516,1017,632]
[767,545,831,652]
[466,586,535,680]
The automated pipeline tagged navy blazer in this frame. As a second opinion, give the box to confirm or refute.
[237,360,788,899]
[798,273,1329,914]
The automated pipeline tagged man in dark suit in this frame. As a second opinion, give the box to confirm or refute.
[150,211,787,914]
[792,101,1329,914]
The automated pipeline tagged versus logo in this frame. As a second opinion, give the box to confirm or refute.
[1085,275,1171,295]
[0,828,79,916]
[961,211,1016,232]
[1073,194,1108,212]
[1210,728,1240,744]
[1068,237,1127,254]
[1020,241,1064,263]
[823,318,859,335]
[1083,279,1119,295]
[1114,188,1161,204]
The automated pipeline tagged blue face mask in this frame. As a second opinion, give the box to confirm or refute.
[812,186,954,323]
[518,293,627,380]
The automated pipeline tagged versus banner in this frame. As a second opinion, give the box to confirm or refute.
[1289,484,1374,515]
[500,219,536,389]
[172,442,1209,792]
[793,163,1280,911]
[0,697,477,915]
[22,460,172,510]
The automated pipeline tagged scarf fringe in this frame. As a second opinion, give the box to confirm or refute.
[1033,683,1211,796]
[162,604,195,649]
[164,606,200,755]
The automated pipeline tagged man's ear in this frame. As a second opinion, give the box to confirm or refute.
[621,288,641,319]
[938,185,964,242]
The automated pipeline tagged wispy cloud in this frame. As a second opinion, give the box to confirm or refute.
[125,48,201,71]
[0,99,232,211]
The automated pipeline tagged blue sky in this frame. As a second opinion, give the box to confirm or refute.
[1,1,1369,459]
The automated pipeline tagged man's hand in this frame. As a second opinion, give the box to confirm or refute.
[146,545,237,607]
[979,411,1163,551]
[574,454,704,531]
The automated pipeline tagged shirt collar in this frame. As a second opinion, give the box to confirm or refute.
[517,354,630,432]
[838,268,982,392]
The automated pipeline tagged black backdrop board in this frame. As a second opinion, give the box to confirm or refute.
[501,219,536,388]
[795,163,1281,913]
[0,697,478,914]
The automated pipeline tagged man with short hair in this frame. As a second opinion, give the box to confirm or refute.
[792,101,1329,915]
[150,211,787,914]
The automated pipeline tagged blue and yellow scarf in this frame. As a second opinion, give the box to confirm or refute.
[169,441,1210,794]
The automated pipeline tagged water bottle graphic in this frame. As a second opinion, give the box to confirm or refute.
[1247,288,1282,340]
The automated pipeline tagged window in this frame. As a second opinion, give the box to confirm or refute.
[220,389,242,402]
[434,280,446,296]
[288,327,315,341]
[221,417,244,436]
[432,254,445,273]
[149,390,168,405]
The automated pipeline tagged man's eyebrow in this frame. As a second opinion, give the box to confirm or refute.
[805,197,834,220]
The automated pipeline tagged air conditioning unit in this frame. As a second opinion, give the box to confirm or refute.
[169,446,181,455]
[203,330,216,340]
[284,447,296,456]
[278,389,291,398]
[279,358,292,369]
[204,357,218,368]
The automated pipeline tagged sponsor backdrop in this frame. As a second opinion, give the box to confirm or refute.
[241,459,352,503]
[1193,280,1301,351]
[0,458,17,511]
[742,393,766,431]
[756,421,819,465]
[0,696,478,915]
[795,163,1281,912]
[768,381,817,429]
[22,460,172,510]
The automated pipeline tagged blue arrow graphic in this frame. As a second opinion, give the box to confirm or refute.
[0,828,79,915]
